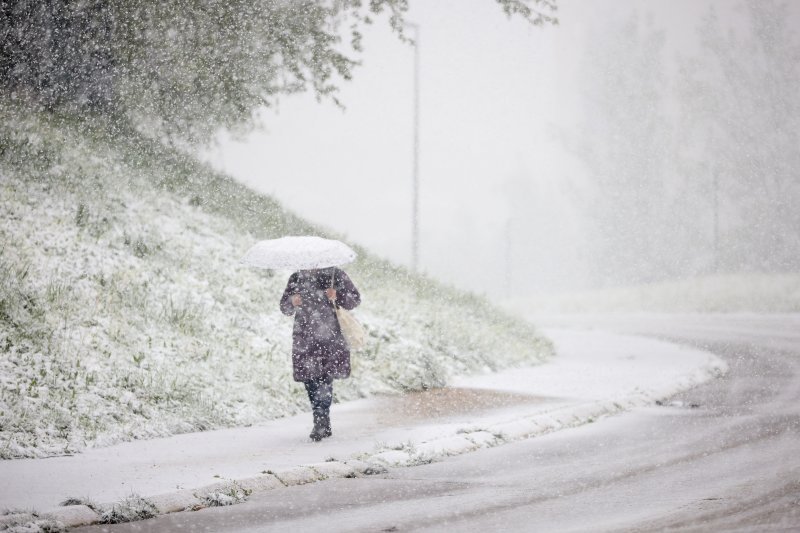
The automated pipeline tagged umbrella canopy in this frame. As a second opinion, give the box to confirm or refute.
[241,236,357,270]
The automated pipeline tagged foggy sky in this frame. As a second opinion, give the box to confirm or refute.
[203,0,798,298]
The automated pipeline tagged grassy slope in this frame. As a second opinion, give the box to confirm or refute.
[0,102,552,459]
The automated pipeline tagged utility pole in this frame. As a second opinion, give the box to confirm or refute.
[706,128,721,275]
[406,22,420,271]
[713,167,719,273]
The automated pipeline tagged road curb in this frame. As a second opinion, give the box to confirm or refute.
[45,505,99,528]
[149,489,202,514]
[8,461,375,531]
[0,505,99,531]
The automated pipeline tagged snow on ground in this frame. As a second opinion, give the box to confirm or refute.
[453,329,723,400]
[0,329,726,518]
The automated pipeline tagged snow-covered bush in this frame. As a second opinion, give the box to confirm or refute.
[0,101,552,458]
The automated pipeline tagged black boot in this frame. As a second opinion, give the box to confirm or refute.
[309,412,326,442]
[320,413,332,439]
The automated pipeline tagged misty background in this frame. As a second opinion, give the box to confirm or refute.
[203,0,800,300]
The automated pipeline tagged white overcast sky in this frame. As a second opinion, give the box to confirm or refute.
[203,0,758,295]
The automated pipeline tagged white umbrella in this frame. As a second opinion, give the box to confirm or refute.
[241,236,357,270]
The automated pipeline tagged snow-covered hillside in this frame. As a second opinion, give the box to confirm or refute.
[0,102,552,459]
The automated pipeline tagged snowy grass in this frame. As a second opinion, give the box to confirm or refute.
[0,509,65,533]
[0,101,552,459]
[98,495,157,524]
[0,518,66,533]
[57,498,97,510]
[508,273,800,314]
[199,483,251,508]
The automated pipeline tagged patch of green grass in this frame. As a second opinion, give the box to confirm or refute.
[161,297,202,335]
[74,203,89,227]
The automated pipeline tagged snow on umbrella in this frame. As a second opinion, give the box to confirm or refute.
[241,236,357,270]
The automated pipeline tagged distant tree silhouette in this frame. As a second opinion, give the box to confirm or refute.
[677,0,800,273]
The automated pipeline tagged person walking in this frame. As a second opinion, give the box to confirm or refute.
[280,266,361,441]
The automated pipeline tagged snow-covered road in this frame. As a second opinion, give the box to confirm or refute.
[62,314,800,532]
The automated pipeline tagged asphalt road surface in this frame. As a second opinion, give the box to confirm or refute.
[76,314,800,532]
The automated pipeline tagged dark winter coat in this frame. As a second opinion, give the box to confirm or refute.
[280,267,361,382]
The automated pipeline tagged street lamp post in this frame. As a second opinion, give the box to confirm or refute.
[504,216,513,294]
[406,22,420,271]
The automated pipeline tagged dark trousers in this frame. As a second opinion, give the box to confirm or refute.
[304,377,333,421]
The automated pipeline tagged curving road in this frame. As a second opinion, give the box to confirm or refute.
[77,314,800,532]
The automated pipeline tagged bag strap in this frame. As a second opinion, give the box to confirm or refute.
[329,268,338,308]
